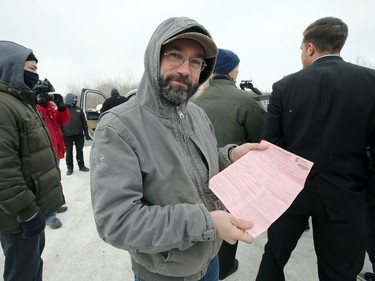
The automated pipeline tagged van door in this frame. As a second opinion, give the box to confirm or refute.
[80,88,107,138]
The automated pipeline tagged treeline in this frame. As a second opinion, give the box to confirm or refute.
[65,78,139,99]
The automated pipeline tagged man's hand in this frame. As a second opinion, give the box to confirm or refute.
[230,142,268,162]
[20,211,46,239]
[85,135,92,141]
[53,93,66,111]
[210,210,254,244]
[36,92,51,108]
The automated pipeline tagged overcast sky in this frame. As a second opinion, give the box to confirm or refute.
[2,0,375,93]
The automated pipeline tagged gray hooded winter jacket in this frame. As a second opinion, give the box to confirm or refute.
[90,18,234,280]
[0,41,65,234]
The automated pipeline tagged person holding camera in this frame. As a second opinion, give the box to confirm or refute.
[35,79,71,229]
[193,48,266,147]
[0,41,65,281]
[193,48,266,279]
[61,93,91,175]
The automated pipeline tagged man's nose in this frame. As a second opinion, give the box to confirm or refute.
[176,59,191,75]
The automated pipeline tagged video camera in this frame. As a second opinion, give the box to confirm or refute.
[239,80,262,96]
[33,78,58,101]
[34,78,55,94]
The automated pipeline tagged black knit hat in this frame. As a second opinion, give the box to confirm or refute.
[27,52,38,63]
[111,88,120,97]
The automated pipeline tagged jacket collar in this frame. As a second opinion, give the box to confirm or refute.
[0,81,37,107]
[313,55,343,64]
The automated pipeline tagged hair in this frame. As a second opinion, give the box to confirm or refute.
[303,17,348,53]
[192,75,212,99]
[158,75,199,106]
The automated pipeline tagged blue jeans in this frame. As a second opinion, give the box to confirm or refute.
[365,203,375,273]
[1,231,45,281]
[46,212,57,223]
[46,160,60,224]
[135,255,219,281]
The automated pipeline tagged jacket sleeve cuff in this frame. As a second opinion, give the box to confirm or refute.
[200,205,216,241]
[218,144,237,171]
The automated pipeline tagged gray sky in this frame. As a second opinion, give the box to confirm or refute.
[2,0,375,93]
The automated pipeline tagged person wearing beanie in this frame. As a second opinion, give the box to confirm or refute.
[110,88,120,97]
[213,48,240,76]
[193,48,266,280]
[0,41,65,280]
[100,88,128,113]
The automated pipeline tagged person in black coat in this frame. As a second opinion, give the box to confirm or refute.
[100,88,128,114]
[61,93,91,175]
[362,148,375,281]
[256,17,375,281]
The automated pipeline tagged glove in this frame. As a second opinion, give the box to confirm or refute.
[36,92,51,108]
[20,211,46,239]
[52,93,66,111]
[85,135,92,141]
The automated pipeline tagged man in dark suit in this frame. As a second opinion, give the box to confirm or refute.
[256,17,375,281]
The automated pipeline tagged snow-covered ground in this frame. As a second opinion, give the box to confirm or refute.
[0,144,372,280]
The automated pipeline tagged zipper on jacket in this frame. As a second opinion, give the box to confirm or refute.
[176,106,186,143]
[176,106,211,208]
[176,106,185,119]
[187,140,209,206]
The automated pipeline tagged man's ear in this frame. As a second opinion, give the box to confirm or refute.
[308,43,316,56]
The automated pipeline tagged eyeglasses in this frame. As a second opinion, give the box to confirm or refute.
[162,51,207,72]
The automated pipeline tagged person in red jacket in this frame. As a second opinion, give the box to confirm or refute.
[35,79,70,229]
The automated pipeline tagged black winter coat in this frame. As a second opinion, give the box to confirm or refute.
[0,82,65,234]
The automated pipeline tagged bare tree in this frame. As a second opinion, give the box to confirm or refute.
[65,78,139,102]
[352,56,375,69]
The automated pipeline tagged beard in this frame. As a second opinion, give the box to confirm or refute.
[158,74,199,106]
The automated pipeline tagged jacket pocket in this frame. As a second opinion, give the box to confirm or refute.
[132,241,216,277]
[22,116,51,153]
[26,174,40,197]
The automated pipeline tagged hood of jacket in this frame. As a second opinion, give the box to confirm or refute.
[135,17,217,119]
[65,93,76,105]
[0,41,34,90]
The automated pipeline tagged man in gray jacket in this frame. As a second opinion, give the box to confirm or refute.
[90,17,267,281]
[0,41,65,281]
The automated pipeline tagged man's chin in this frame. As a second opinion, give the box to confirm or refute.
[158,76,199,105]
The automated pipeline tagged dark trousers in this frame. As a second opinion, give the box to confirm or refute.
[256,189,365,281]
[365,203,375,273]
[64,135,85,170]
[218,241,238,277]
[1,231,45,281]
